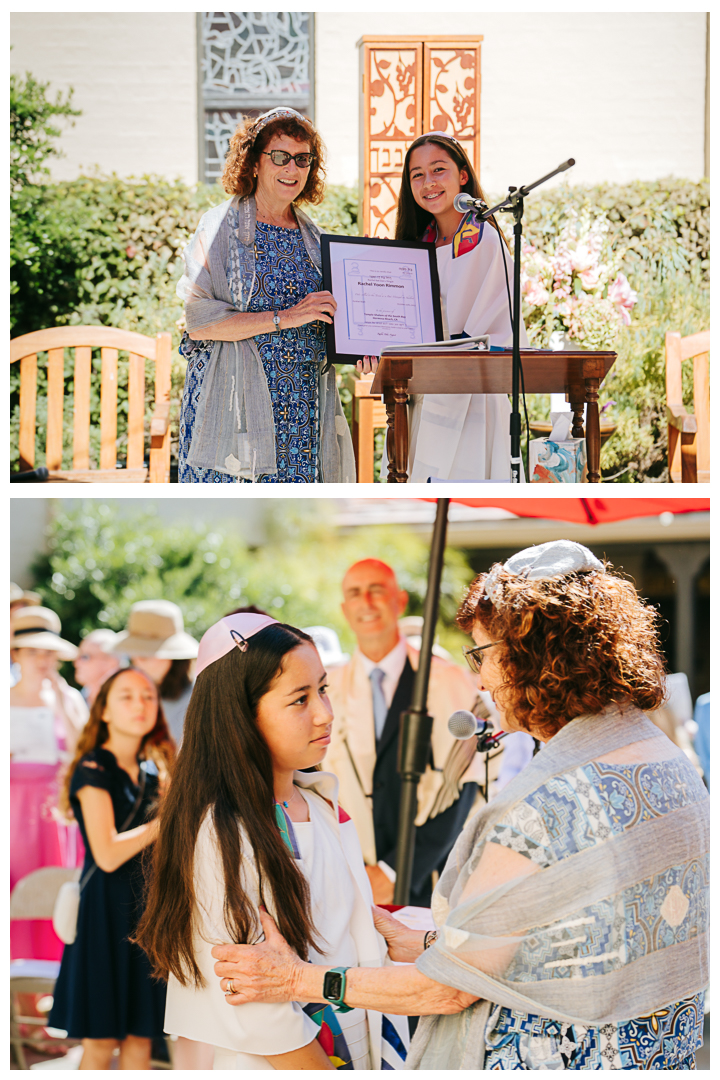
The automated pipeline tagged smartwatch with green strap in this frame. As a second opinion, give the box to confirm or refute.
[322,966,353,1013]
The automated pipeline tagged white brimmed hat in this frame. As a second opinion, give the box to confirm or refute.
[112,600,199,660]
[10,582,41,606]
[10,606,78,660]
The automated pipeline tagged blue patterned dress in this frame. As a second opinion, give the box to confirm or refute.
[178,216,324,483]
[482,756,707,1069]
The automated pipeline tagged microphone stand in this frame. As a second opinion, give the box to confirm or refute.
[478,159,575,483]
[476,727,508,805]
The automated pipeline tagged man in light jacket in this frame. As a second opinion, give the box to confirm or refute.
[325,559,485,907]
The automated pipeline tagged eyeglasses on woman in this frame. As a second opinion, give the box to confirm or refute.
[462,640,502,674]
[262,150,315,169]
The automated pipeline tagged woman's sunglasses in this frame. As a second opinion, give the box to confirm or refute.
[262,150,314,169]
[462,640,502,674]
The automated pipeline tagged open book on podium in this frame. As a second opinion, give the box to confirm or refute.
[381,335,490,354]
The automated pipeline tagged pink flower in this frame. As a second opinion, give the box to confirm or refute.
[570,242,596,274]
[551,247,574,279]
[579,267,601,290]
[524,279,550,306]
[608,272,638,312]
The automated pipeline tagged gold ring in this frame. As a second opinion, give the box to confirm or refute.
[226,979,235,995]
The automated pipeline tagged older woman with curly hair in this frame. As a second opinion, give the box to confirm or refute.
[210,540,709,1070]
[177,107,355,483]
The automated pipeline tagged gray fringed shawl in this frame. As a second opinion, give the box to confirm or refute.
[407,703,709,1069]
[177,195,356,481]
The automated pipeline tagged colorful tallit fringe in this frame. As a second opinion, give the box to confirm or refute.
[274,798,408,1070]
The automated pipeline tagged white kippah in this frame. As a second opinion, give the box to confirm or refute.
[484,540,603,606]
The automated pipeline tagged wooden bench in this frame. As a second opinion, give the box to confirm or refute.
[666,330,709,483]
[351,374,387,483]
[11,326,172,483]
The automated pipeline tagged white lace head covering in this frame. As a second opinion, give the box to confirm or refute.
[483,540,604,607]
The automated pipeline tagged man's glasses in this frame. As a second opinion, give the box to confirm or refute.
[462,641,502,674]
[262,150,314,169]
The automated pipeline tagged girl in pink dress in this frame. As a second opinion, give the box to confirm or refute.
[10,607,88,961]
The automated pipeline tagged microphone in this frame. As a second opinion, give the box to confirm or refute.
[448,710,492,740]
[453,192,488,214]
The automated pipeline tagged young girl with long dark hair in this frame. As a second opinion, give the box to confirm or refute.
[137,613,407,1070]
[49,668,174,1069]
[359,132,528,482]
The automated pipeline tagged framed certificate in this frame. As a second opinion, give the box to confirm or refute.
[320,235,443,364]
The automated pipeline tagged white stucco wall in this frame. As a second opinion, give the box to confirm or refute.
[10,12,706,191]
[10,12,198,183]
[315,12,707,191]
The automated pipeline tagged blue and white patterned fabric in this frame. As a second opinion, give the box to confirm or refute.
[483,757,707,1069]
[178,216,323,483]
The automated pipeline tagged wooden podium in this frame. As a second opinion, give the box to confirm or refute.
[370,348,617,483]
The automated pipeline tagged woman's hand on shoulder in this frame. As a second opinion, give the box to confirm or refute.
[356,356,379,375]
[213,908,307,1005]
[282,291,337,328]
[372,905,425,963]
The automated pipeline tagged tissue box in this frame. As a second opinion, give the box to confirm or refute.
[529,437,587,483]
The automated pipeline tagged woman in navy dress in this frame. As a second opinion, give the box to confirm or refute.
[177,107,355,483]
[49,668,175,1069]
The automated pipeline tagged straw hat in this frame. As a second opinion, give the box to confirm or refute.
[112,600,199,659]
[10,582,41,607]
[10,606,78,660]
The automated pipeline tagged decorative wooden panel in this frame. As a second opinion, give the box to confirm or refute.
[362,42,422,239]
[360,36,482,239]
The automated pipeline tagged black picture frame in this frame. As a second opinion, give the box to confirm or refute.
[320,234,444,365]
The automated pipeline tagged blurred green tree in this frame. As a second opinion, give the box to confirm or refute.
[29,501,476,683]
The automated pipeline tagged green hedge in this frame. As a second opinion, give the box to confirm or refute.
[10,176,359,469]
[514,177,709,482]
[11,174,707,481]
[520,177,708,284]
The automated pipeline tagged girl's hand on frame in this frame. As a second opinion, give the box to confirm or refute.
[356,356,379,375]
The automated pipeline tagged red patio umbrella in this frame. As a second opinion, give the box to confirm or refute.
[422,497,710,524]
[394,496,709,903]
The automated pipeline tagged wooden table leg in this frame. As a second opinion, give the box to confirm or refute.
[384,390,397,483]
[394,381,409,483]
[569,399,585,440]
[585,378,600,483]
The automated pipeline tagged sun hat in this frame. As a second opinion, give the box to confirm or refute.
[112,600,199,660]
[10,606,78,660]
[195,613,278,678]
[77,629,122,655]
[10,582,41,606]
[484,540,604,607]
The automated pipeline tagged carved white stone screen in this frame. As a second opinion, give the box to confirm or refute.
[200,12,313,183]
